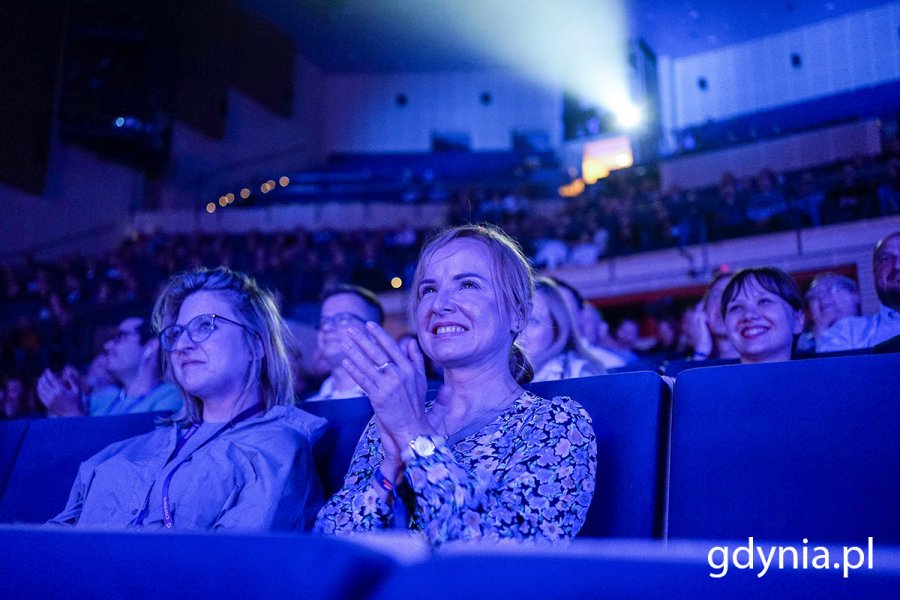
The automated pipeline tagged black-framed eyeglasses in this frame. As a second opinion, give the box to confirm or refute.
[159,314,250,352]
[316,312,366,330]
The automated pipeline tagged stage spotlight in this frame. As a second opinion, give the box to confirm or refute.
[614,102,642,130]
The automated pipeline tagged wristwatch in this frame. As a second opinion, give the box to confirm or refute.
[404,435,440,461]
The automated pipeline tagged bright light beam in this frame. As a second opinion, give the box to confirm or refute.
[614,102,643,129]
[378,0,633,115]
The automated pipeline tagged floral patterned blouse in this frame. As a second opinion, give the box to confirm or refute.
[314,391,597,547]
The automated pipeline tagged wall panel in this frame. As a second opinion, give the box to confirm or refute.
[665,4,900,130]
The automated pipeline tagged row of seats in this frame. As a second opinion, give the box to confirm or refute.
[1,353,898,544]
[3,527,899,598]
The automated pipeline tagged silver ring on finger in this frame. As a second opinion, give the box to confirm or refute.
[376,361,393,374]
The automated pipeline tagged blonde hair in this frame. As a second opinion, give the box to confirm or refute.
[410,224,535,383]
[534,277,608,375]
[151,267,295,422]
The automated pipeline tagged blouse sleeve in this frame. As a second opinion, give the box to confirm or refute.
[406,395,596,546]
[313,417,394,534]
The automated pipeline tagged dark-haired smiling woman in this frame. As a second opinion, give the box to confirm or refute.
[315,225,597,546]
[50,268,323,531]
[721,267,806,364]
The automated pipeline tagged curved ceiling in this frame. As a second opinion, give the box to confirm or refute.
[242,0,896,72]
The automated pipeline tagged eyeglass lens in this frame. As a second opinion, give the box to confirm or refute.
[161,315,218,350]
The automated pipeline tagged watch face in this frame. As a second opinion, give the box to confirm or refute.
[412,435,436,457]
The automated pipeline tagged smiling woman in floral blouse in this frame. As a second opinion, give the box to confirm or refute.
[314,224,597,546]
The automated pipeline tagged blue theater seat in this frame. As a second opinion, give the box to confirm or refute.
[1,372,671,542]
[300,397,375,499]
[301,373,671,539]
[667,354,900,544]
[662,357,739,378]
[369,538,900,600]
[0,412,166,523]
[0,419,29,501]
[0,525,396,600]
[527,372,671,538]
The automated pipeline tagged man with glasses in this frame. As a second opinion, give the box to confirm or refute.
[37,316,182,416]
[796,272,861,352]
[304,285,384,402]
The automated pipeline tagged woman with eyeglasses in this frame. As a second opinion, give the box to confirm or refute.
[50,267,325,531]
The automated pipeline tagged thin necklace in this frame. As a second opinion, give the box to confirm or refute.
[439,388,523,443]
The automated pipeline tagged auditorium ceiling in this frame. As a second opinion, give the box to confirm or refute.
[243,0,896,71]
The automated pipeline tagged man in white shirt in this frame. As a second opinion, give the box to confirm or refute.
[304,285,384,402]
[817,231,900,352]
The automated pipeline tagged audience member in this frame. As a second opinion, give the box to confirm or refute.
[792,170,826,226]
[50,267,324,531]
[878,158,900,216]
[4,145,898,397]
[303,285,384,401]
[708,172,748,240]
[687,272,740,361]
[2,376,41,419]
[721,267,805,364]
[532,221,570,269]
[817,231,900,351]
[746,169,791,233]
[796,273,861,352]
[822,162,877,224]
[551,278,630,368]
[645,316,681,358]
[518,277,607,381]
[613,318,642,354]
[315,224,597,546]
[37,316,181,417]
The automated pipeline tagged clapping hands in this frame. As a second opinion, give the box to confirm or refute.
[340,322,435,473]
[37,366,86,417]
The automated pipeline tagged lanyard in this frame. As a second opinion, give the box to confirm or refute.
[133,402,265,528]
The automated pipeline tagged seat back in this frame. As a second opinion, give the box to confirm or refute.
[0,412,165,523]
[0,419,30,502]
[300,397,374,499]
[1,525,396,600]
[300,374,671,539]
[668,354,900,543]
[527,372,671,538]
[661,357,738,378]
[370,538,900,600]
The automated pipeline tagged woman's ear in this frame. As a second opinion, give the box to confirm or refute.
[141,338,160,361]
[139,338,162,374]
[512,301,531,335]
[511,312,526,336]
[511,318,522,336]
